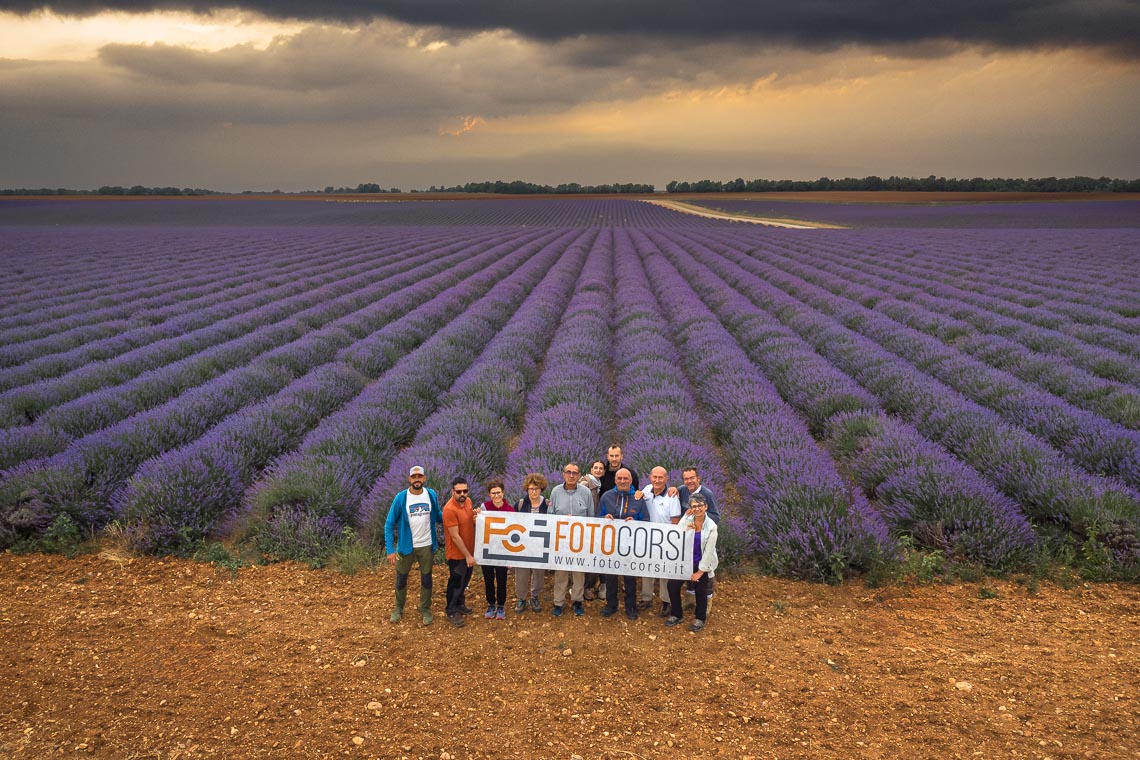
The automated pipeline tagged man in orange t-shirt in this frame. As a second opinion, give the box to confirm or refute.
[443,477,479,627]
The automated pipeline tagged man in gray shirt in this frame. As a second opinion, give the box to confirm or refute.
[548,462,593,617]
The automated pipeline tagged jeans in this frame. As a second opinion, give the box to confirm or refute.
[669,574,710,622]
[603,573,638,612]
[482,565,508,606]
[445,558,473,614]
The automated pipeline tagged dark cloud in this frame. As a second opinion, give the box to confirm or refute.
[2,1,1139,56]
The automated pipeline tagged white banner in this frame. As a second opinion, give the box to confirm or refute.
[475,512,694,580]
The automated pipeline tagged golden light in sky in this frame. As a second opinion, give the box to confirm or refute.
[0,10,307,60]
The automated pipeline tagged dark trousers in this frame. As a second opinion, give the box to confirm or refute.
[603,574,638,612]
[669,574,710,622]
[482,565,508,606]
[445,558,473,614]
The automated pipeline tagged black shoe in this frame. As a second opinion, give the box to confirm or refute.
[599,606,616,618]
[626,608,639,621]
[447,612,466,628]
[459,604,473,615]
[636,599,652,611]
[658,602,670,618]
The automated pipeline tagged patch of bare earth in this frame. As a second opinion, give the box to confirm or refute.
[1,553,1137,759]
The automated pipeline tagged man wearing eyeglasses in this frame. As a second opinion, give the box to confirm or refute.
[443,477,479,628]
[548,462,593,617]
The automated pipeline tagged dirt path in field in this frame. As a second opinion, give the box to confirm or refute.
[2,552,1138,759]
[641,199,845,228]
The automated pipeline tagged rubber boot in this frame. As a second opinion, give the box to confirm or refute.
[419,586,433,626]
[391,588,407,623]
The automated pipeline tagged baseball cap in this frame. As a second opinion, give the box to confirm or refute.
[409,465,425,476]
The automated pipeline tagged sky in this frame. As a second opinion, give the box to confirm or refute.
[1,1,1138,191]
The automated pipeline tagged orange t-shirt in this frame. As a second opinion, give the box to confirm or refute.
[442,497,476,561]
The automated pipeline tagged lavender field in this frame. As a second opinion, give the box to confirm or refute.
[2,198,1139,581]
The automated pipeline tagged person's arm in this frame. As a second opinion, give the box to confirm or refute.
[384,496,401,564]
[695,522,718,579]
[448,524,476,567]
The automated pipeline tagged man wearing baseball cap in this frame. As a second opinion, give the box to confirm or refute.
[385,465,443,625]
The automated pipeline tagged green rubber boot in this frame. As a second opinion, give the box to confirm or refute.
[419,587,433,626]
[391,588,407,623]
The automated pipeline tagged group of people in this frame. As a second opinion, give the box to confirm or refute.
[383,445,720,633]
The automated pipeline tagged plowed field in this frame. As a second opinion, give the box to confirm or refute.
[2,552,1137,759]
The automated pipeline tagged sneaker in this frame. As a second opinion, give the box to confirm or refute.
[515,599,527,614]
[599,606,616,618]
[583,588,597,602]
[626,608,639,621]
[664,616,682,627]
[484,605,497,619]
[572,601,584,616]
[552,605,563,617]
[495,605,506,620]
[636,599,652,611]
[658,602,671,618]
[447,612,465,628]
[422,610,433,626]
[529,597,541,613]
[390,608,403,624]
[689,619,705,632]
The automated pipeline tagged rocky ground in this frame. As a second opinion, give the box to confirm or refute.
[1,551,1137,759]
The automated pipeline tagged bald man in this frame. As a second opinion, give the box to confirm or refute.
[638,466,682,616]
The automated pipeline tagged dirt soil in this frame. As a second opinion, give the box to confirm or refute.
[1,552,1137,760]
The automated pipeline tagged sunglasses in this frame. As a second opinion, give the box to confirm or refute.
[454,489,469,495]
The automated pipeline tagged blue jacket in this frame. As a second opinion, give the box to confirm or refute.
[385,488,443,555]
[599,487,648,521]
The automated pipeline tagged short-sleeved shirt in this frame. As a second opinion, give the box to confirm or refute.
[644,488,682,524]
[406,491,434,548]
[443,497,476,561]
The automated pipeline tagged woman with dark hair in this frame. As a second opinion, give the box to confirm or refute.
[481,479,514,620]
[581,460,606,601]
[513,472,548,613]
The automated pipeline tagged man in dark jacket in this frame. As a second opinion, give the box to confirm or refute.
[598,468,647,620]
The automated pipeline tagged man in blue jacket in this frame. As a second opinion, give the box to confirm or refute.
[598,468,647,620]
[385,465,443,625]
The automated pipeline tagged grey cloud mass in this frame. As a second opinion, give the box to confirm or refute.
[3,1,1140,56]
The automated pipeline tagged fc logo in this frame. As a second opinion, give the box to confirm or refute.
[480,515,550,564]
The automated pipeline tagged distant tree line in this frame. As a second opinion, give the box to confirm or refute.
[319,183,402,194]
[0,186,221,196]
[665,175,1140,193]
[422,180,655,194]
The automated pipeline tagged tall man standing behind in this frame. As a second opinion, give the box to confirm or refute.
[548,462,593,617]
[443,477,479,628]
[599,468,647,620]
[639,466,682,616]
[599,444,640,494]
[385,465,443,626]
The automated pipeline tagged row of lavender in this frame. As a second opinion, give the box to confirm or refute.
[2,199,1138,579]
[0,227,570,553]
[661,226,1139,571]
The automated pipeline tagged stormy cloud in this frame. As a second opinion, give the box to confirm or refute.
[2,1,1139,57]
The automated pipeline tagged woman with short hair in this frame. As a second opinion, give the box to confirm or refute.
[481,479,514,620]
[513,472,548,613]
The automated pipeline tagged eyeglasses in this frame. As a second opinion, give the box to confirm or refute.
[454,489,469,495]
[563,469,579,475]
